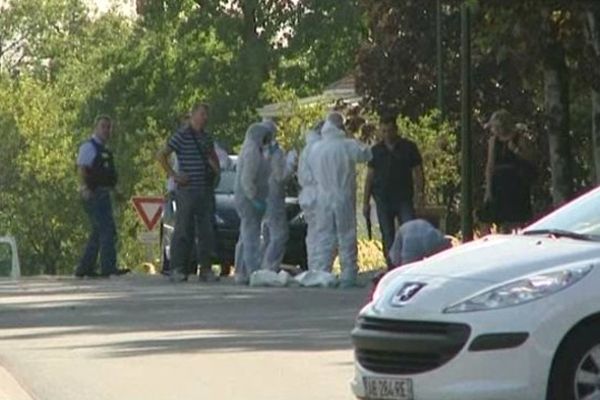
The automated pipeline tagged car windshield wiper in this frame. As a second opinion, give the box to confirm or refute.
[522,229,599,242]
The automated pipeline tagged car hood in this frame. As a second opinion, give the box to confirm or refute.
[368,235,600,318]
[397,234,600,284]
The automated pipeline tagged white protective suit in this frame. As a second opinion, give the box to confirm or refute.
[310,120,372,286]
[234,123,272,283]
[261,142,296,271]
[297,129,322,271]
[389,219,451,267]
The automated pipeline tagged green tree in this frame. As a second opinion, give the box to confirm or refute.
[357,0,597,217]
[1,0,366,274]
[0,0,133,274]
[582,7,600,182]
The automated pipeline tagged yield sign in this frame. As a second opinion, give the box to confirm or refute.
[131,196,164,231]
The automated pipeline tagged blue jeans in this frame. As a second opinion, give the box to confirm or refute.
[375,197,415,269]
[77,189,117,275]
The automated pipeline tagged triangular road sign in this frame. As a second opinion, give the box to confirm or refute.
[131,196,164,231]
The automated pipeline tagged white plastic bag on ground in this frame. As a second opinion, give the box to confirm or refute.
[250,270,290,287]
[277,270,292,286]
[294,271,338,288]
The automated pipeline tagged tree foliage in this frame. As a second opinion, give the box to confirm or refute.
[0,0,363,273]
[356,0,600,221]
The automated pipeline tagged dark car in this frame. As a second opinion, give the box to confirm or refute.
[160,156,307,276]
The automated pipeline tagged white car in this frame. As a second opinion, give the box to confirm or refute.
[352,186,600,400]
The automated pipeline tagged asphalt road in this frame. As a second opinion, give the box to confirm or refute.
[0,275,369,400]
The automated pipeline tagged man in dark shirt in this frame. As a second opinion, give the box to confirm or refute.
[363,118,425,269]
[157,103,220,282]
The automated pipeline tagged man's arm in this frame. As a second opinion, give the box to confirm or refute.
[156,145,177,177]
[363,166,375,219]
[157,145,190,187]
[350,140,372,163]
[240,147,260,200]
[78,166,93,200]
[76,142,95,199]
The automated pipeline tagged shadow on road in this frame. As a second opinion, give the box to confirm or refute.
[0,276,369,357]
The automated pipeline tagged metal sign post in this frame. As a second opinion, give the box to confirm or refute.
[461,2,474,241]
[131,196,164,268]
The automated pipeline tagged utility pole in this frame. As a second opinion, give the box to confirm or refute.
[460,2,474,241]
[436,0,445,118]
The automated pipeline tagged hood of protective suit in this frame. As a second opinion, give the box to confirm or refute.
[304,129,321,145]
[235,123,272,203]
[320,120,346,140]
[244,123,271,147]
[260,120,278,136]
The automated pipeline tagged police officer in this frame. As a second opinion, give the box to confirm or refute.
[75,115,129,278]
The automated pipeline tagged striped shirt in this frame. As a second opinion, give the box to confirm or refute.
[168,126,215,189]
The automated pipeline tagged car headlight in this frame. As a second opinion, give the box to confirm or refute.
[215,214,226,225]
[444,264,594,313]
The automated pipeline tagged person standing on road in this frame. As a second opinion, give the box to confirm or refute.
[233,123,272,284]
[261,121,298,272]
[75,116,130,278]
[157,103,221,283]
[311,112,372,288]
[363,117,424,270]
[298,122,323,272]
[480,110,536,233]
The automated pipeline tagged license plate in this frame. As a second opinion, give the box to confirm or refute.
[363,377,413,400]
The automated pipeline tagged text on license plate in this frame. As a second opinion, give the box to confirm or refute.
[364,377,413,400]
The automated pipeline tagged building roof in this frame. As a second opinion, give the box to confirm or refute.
[324,74,355,97]
[257,74,360,118]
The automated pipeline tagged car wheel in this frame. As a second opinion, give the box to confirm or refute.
[220,263,232,277]
[547,324,600,400]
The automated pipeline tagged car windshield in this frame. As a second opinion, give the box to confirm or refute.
[214,167,300,197]
[523,188,600,241]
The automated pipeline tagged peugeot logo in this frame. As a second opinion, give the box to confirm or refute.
[391,282,427,307]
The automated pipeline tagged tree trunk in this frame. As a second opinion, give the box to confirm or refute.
[542,11,573,205]
[585,10,600,183]
[594,92,600,183]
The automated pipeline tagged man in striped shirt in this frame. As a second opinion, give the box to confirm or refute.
[157,103,220,282]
